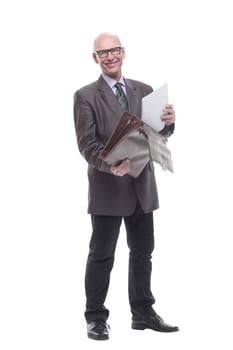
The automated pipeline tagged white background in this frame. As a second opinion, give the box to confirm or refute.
[1,0,233,349]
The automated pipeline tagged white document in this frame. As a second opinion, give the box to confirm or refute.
[142,83,168,131]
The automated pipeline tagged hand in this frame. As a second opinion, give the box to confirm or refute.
[110,159,130,176]
[161,104,176,125]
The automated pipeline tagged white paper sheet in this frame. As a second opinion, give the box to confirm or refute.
[141,83,168,131]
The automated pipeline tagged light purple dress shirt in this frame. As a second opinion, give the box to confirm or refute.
[102,74,127,96]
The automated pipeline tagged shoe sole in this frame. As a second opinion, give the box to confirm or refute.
[88,333,109,340]
[132,322,179,332]
[132,323,147,330]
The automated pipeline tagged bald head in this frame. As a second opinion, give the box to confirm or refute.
[93,32,122,51]
[92,32,125,81]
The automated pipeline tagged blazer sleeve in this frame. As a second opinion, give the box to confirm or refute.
[73,90,111,174]
[159,123,175,137]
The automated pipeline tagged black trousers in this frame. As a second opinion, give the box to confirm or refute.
[84,202,155,323]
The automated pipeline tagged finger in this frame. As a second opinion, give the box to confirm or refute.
[161,116,176,125]
[111,159,130,176]
[112,160,124,171]
[117,159,129,172]
[161,114,175,121]
[116,162,130,176]
[163,108,175,115]
[114,169,126,176]
[123,158,130,167]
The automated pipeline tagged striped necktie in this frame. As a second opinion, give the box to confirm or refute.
[114,82,128,111]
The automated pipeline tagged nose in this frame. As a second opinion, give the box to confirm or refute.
[106,51,115,59]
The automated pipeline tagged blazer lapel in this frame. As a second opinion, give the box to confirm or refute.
[97,76,123,120]
[97,76,141,118]
[124,79,140,116]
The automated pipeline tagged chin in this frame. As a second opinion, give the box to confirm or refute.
[106,69,120,78]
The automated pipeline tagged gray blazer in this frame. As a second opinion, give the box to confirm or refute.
[73,76,174,216]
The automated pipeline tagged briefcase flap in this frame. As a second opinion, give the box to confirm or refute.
[143,123,174,172]
[100,112,143,159]
[101,127,150,178]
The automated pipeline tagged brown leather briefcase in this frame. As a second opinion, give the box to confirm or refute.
[100,112,173,178]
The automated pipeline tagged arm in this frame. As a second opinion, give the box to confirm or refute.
[159,123,175,137]
[159,104,176,137]
[73,91,112,173]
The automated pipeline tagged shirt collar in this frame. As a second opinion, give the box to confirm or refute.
[102,73,125,89]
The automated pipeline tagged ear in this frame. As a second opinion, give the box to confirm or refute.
[121,47,126,59]
[92,52,99,64]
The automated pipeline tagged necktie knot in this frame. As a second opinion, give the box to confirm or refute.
[115,82,123,89]
[114,82,128,110]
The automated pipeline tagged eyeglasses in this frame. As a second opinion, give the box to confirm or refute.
[96,47,122,58]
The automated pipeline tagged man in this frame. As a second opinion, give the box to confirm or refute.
[73,32,179,341]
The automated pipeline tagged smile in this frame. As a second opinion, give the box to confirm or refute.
[106,61,118,67]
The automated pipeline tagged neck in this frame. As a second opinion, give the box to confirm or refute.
[105,71,122,81]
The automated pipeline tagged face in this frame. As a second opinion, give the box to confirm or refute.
[92,34,125,81]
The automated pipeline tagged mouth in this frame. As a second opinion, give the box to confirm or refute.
[105,60,119,68]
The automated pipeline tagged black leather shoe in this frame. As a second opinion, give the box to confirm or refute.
[132,312,179,333]
[87,320,110,340]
